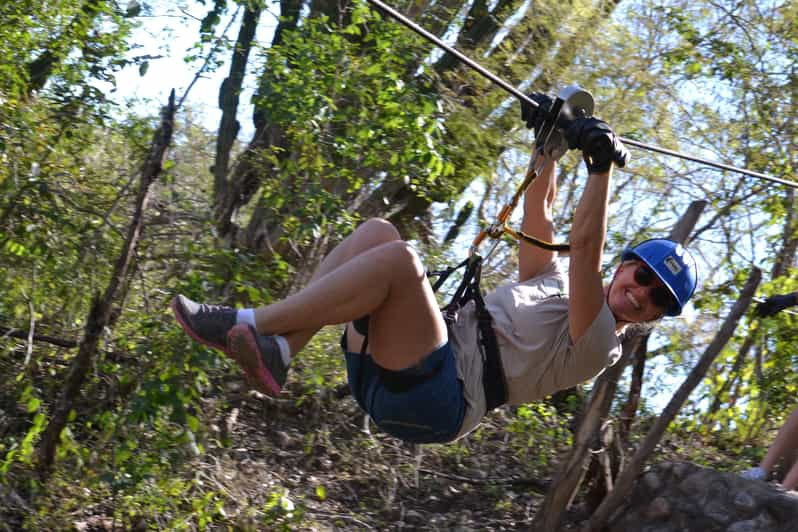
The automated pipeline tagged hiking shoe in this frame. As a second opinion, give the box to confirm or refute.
[172,294,237,353]
[227,323,288,397]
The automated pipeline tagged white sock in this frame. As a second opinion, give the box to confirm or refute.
[236,309,291,365]
[274,335,292,366]
[236,309,256,327]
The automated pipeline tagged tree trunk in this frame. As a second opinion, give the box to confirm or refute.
[212,4,262,201]
[413,0,464,39]
[705,334,754,420]
[37,91,176,474]
[443,201,474,244]
[524,0,623,93]
[272,0,302,47]
[214,0,303,241]
[26,0,106,95]
[531,341,636,532]
[585,266,762,532]
[433,0,520,74]
[618,334,649,441]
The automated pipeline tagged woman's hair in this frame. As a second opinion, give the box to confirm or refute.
[619,320,657,342]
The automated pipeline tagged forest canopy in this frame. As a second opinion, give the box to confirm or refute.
[0,0,796,529]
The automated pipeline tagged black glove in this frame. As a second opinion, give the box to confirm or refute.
[755,293,798,318]
[520,92,554,136]
[565,117,630,173]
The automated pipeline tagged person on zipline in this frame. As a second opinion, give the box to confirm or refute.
[172,94,698,444]
[742,405,798,490]
[738,292,798,487]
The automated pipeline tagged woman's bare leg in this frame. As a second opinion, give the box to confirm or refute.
[254,219,447,370]
[760,405,798,479]
[782,456,798,490]
[276,218,401,354]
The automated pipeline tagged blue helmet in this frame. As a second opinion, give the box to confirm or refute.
[621,239,698,316]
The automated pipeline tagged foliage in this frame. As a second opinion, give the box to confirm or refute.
[248,4,474,251]
[505,403,573,467]
[0,0,139,119]
[1,0,798,528]
[290,328,348,407]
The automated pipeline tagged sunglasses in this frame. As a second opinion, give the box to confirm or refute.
[633,264,675,310]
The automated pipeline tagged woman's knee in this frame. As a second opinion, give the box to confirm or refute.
[358,218,401,245]
[382,240,426,280]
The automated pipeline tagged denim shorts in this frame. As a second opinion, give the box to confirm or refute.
[342,335,466,444]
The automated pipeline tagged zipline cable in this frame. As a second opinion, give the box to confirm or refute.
[365,0,538,109]
[618,138,795,188]
[365,0,797,190]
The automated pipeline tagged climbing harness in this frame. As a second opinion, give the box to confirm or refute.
[354,84,589,410]
[424,87,592,409]
[352,0,789,410]
[364,0,797,190]
[351,254,507,407]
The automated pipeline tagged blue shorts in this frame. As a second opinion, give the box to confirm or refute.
[342,335,466,444]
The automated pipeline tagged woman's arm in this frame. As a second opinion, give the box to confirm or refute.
[760,405,798,477]
[518,153,558,282]
[568,169,612,342]
[565,117,629,342]
[755,291,798,317]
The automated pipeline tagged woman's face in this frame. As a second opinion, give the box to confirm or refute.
[607,260,675,323]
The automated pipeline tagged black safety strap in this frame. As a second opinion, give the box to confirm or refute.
[470,261,507,410]
[441,256,507,411]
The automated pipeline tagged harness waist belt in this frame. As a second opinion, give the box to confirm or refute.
[376,359,444,394]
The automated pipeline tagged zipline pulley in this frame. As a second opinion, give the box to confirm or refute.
[471,85,594,257]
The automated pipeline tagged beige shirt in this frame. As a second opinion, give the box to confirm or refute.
[448,260,622,438]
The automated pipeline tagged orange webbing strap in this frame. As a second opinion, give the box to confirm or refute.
[470,149,570,256]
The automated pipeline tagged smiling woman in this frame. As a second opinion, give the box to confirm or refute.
[606,239,698,325]
[171,99,699,446]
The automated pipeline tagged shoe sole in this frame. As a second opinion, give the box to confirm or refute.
[227,325,282,397]
[171,296,233,357]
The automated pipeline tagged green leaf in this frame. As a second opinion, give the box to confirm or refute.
[26,397,41,413]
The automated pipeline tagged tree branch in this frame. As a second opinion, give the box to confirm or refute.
[0,326,78,349]
[36,90,177,474]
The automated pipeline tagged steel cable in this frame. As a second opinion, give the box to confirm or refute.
[365,0,796,189]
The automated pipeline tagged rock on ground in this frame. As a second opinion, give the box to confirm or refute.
[608,461,798,532]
